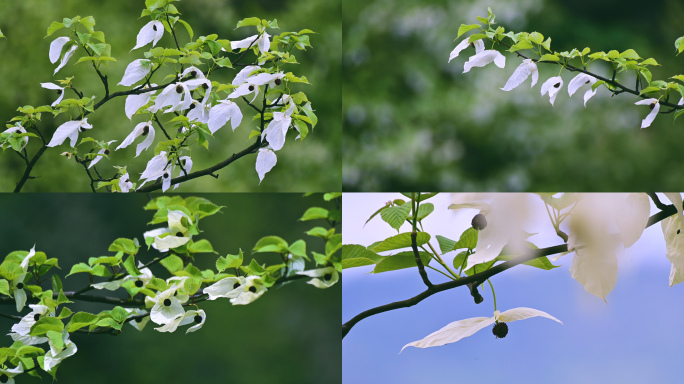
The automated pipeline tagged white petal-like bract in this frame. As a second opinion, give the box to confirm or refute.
[49,37,70,64]
[635,98,660,128]
[255,147,277,183]
[132,20,164,51]
[540,76,563,105]
[119,59,152,87]
[501,59,538,91]
[463,50,506,73]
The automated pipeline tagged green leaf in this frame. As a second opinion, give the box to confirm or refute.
[122,255,140,276]
[188,239,216,254]
[299,207,329,221]
[30,317,63,336]
[538,54,559,62]
[51,275,63,293]
[177,19,193,40]
[236,17,261,28]
[80,16,96,32]
[452,251,469,270]
[288,240,307,258]
[305,227,329,238]
[373,251,432,273]
[620,49,640,59]
[641,58,659,66]
[253,236,289,253]
[109,238,138,255]
[457,24,480,38]
[454,228,478,250]
[416,203,434,221]
[110,306,129,323]
[380,203,411,231]
[364,205,388,226]
[67,312,99,332]
[46,22,64,37]
[216,250,243,272]
[46,331,64,350]
[509,41,534,52]
[436,235,457,255]
[160,254,184,273]
[677,36,684,55]
[341,244,383,269]
[528,31,544,45]
[301,104,317,128]
[369,232,431,253]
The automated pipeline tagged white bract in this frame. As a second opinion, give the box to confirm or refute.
[297,267,339,288]
[232,65,260,85]
[117,122,155,157]
[119,59,152,87]
[149,81,205,113]
[124,83,157,119]
[255,147,277,183]
[138,151,169,188]
[448,38,484,63]
[0,365,23,384]
[88,140,116,169]
[230,276,267,305]
[204,276,246,300]
[563,193,650,300]
[132,20,164,51]
[143,210,193,252]
[154,309,206,334]
[40,82,65,106]
[91,263,153,291]
[401,307,561,352]
[567,73,598,106]
[47,118,92,148]
[125,308,150,331]
[10,304,51,344]
[43,331,78,372]
[3,126,29,150]
[662,193,684,286]
[262,111,291,151]
[635,98,660,129]
[146,286,186,325]
[181,66,206,80]
[12,246,37,312]
[540,76,563,105]
[50,38,77,75]
[231,32,271,55]
[207,100,243,133]
[463,50,506,74]
[501,59,538,91]
[187,100,211,124]
[119,173,133,193]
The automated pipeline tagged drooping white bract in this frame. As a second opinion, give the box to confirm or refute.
[91,263,153,291]
[132,20,164,51]
[125,308,150,331]
[40,82,65,106]
[662,193,684,286]
[448,38,485,63]
[43,331,78,372]
[501,59,538,91]
[143,210,193,252]
[181,66,206,80]
[207,100,243,133]
[232,65,260,85]
[297,267,339,288]
[117,121,156,157]
[227,81,260,102]
[10,304,51,342]
[12,245,37,312]
[148,82,196,113]
[452,194,533,271]
[400,307,561,352]
[146,286,186,325]
[124,83,157,119]
[47,118,93,148]
[176,156,193,186]
[634,98,660,129]
[154,309,206,334]
[0,364,23,384]
[231,32,271,55]
[255,147,277,183]
[230,275,267,305]
[119,59,152,87]
[564,193,650,300]
[119,173,133,193]
[262,111,291,151]
[3,126,29,150]
[567,73,598,106]
[463,50,506,74]
[138,151,168,188]
[49,37,70,64]
[50,37,77,75]
[540,76,563,105]
[88,140,116,169]
[187,100,211,124]
[204,276,246,300]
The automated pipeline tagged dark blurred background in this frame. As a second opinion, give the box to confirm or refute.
[0,0,341,192]
[343,0,684,191]
[0,193,341,383]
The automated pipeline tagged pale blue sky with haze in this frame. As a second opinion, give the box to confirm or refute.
[342,193,684,384]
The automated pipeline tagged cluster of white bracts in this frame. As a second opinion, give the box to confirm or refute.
[450,38,666,128]
[41,20,297,191]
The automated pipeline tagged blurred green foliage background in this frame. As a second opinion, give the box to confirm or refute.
[0,193,341,383]
[343,0,684,191]
[0,0,341,192]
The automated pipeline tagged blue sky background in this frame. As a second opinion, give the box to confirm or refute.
[343,193,684,384]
